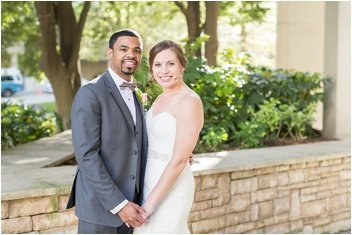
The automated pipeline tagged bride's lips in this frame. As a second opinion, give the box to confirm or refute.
[159,76,173,82]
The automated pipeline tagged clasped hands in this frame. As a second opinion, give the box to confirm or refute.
[117,154,193,228]
[117,202,153,228]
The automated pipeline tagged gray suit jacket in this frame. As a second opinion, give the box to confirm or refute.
[67,71,148,227]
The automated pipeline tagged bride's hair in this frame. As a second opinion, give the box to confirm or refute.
[148,40,187,75]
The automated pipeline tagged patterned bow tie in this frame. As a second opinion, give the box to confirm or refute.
[119,81,137,91]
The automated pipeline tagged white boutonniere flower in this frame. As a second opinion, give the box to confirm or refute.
[135,88,148,107]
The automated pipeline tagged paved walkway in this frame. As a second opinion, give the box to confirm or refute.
[1,130,75,200]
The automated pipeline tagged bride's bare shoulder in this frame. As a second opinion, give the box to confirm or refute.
[177,90,203,114]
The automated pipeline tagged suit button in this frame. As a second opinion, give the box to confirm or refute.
[134,150,138,155]
[130,175,135,180]
[135,131,138,135]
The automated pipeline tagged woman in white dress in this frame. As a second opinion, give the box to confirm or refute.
[133,40,203,234]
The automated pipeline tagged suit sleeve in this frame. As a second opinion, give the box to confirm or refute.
[71,86,126,211]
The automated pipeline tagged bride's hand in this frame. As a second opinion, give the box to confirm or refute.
[142,202,155,217]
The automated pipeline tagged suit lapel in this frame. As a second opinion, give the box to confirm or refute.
[102,71,135,134]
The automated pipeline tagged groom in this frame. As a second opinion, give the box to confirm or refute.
[66,29,148,233]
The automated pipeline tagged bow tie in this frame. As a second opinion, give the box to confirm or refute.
[119,81,137,91]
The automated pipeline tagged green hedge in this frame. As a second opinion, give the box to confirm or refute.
[136,52,329,152]
[1,103,57,150]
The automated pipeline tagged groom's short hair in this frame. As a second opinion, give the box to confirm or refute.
[109,29,143,49]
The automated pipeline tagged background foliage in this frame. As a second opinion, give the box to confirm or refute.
[1,103,57,150]
[186,54,328,152]
[1,1,328,152]
[1,2,44,79]
[1,1,275,79]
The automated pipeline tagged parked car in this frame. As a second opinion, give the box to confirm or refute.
[1,67,25,97]
[41,78,89,93]
[41,79,53,93]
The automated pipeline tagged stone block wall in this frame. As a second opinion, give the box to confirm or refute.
[188,156,351,233]
[1,155,350,234]
[1,194,77,234]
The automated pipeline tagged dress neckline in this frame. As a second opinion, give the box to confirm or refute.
[149,107,176,121]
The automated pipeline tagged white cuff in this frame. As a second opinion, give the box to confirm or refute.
[110,199,129,214]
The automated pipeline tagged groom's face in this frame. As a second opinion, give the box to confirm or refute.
[108,36,143,81]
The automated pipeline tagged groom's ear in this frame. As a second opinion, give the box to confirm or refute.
[107,48,112,57]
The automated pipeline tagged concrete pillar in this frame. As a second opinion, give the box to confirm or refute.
[323,2,351,139]
[276,2,325,72]
[276,2,351,139]
[276,2,325,131]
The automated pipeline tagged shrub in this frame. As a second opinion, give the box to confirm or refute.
[184,53,329,151]
[1,102,57,150]
[234,98,318,148]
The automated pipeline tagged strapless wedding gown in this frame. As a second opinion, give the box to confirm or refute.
[134,108,195,234]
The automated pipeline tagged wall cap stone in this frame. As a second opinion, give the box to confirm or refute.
[192,139,350,176]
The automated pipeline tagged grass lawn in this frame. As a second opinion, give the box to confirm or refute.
[40,102,56,113]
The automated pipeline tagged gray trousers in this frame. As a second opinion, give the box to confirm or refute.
[77,188,141,234]
[78,220,133,234]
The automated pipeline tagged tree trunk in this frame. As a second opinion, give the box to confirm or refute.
[204,1,219,66]
[240,24,247,52]
[174,1,201,57]
[187,1,201,57]
[35,1,90,130]
[51,72,78,129]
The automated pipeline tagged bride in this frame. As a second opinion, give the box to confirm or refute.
[133,40,204,233]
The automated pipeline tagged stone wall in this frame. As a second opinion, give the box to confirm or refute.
[1,193,77,234]
[188,155,351,234]
[1,149,350,233]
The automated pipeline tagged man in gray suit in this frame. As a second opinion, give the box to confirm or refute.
[66,29,148,234]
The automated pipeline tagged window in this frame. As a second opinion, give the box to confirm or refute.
[1,76,15,82]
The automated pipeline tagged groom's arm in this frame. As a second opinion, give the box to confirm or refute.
[71,86,126,211]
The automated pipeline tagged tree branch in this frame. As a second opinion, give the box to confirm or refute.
[34,2,62,76]
[174,1,186,15]
[67,1,90,73]
[57,1,77,64]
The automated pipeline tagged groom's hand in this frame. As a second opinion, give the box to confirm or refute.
[189,153,194,165]
[117,202,147,228]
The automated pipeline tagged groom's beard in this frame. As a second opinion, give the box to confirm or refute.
[122,69,135,76]
[121,58,138,75]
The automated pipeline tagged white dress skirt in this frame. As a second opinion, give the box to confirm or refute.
[133,109,195,234]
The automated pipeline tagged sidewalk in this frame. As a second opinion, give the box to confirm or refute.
[1,130,75,200]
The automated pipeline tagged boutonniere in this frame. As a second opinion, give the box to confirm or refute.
[135,87,148,107]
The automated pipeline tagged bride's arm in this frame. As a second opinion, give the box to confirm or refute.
[142,95,204,215]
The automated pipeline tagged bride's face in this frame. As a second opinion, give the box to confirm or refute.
[152,49,184,89]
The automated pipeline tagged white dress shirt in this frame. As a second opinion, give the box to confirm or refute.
[108,68,136,214]
[108,68,137,125]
